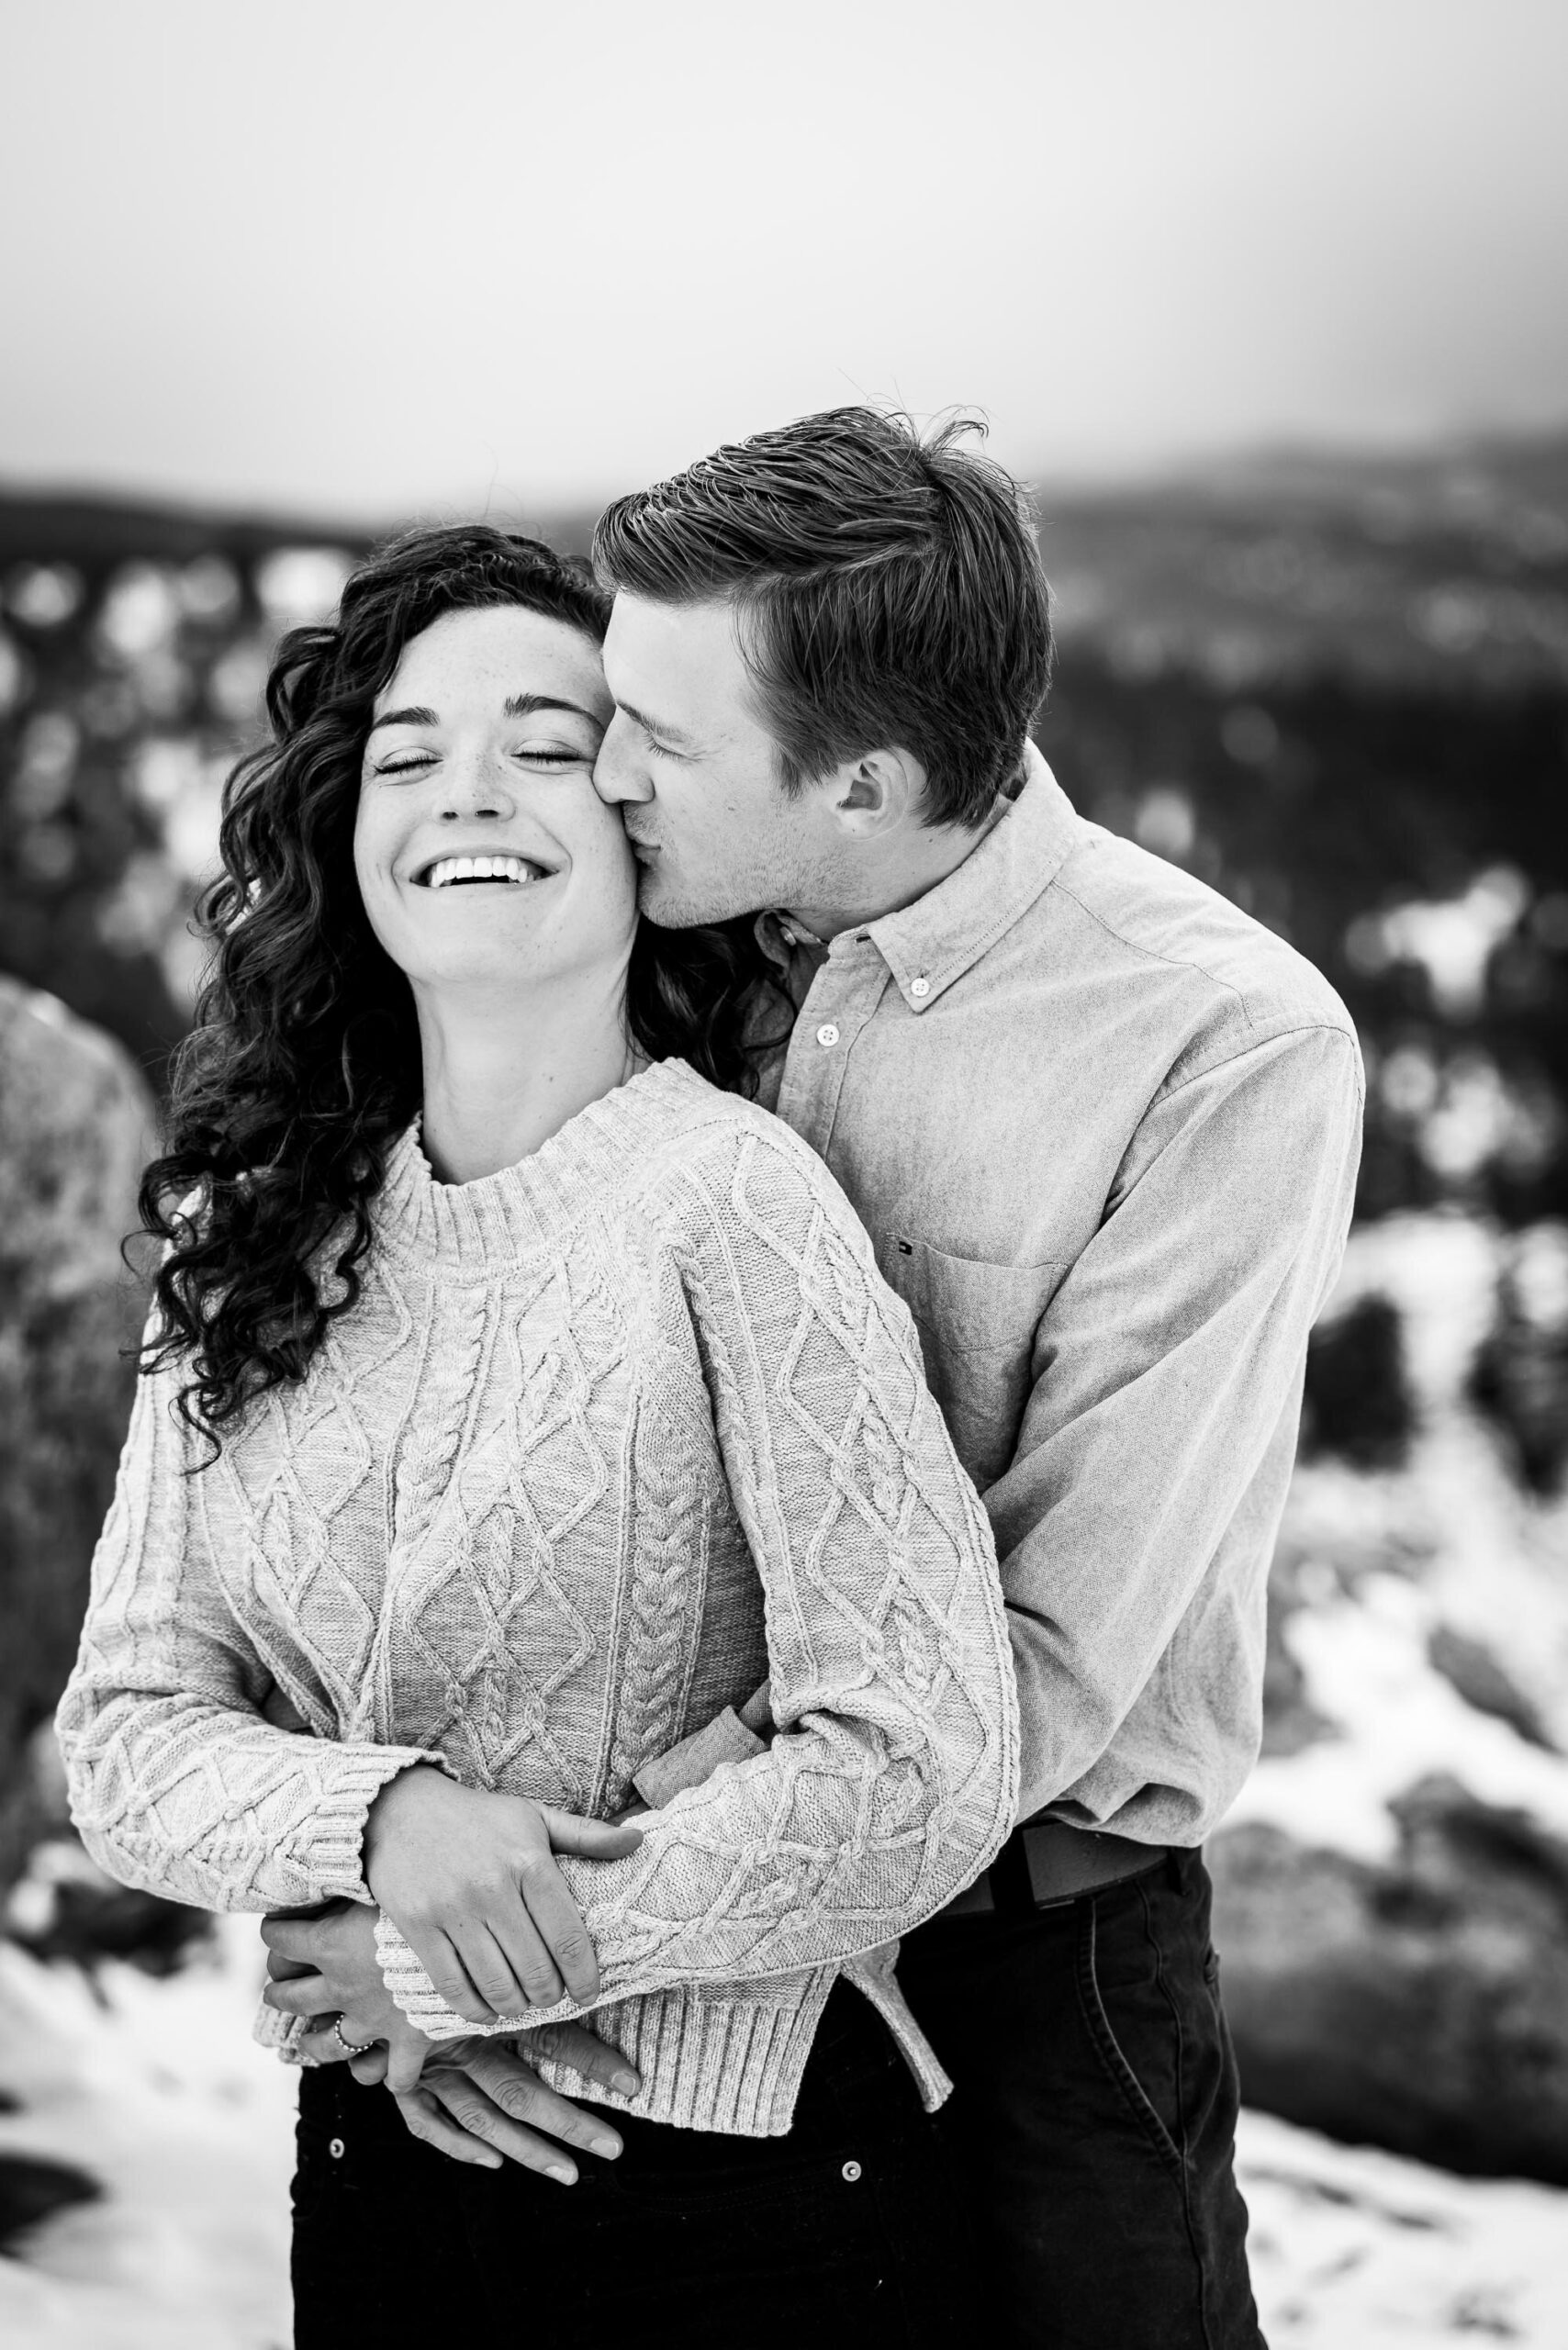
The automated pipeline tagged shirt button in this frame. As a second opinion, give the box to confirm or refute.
[815,1024,840,1048]
[329,2138,346,2159]
[910,977,931,1000]
[842,2159,862,2182]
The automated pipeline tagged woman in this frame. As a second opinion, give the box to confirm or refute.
[57,525,1019,2348]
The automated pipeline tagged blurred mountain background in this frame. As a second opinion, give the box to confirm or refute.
[3,435,1568,2342]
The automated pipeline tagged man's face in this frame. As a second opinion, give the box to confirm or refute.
[594,593,847,927]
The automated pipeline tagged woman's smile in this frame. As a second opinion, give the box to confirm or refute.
[416,850,556,890]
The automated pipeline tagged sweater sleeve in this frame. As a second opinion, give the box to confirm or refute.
[55,1332,443,1914]
[376,1116,1020,2035]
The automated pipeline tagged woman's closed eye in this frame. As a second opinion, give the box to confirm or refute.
[372,744,594,780]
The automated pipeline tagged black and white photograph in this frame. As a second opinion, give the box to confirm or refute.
[2,6,1566,2344]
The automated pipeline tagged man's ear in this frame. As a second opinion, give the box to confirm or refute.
[826,746,927,837]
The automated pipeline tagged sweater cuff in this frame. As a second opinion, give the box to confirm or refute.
[375,1913,504,2039]
[374,1913,583,2040]
[310,1745,451,1903]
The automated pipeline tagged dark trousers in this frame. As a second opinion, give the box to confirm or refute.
[897,1845,1264,2349]
[291,1976,974,2350]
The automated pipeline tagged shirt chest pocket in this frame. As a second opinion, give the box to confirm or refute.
[883,1238,1063,1490]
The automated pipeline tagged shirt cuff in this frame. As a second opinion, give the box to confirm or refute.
[632,1706,767,1809]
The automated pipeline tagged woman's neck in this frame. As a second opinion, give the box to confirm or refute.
[413,974,641,1186]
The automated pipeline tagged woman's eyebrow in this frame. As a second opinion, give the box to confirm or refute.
[366,703,438,734]
[366,693,605,736]
[502,692,605,726]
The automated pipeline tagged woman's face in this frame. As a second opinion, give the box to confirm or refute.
[353,603,632,1004]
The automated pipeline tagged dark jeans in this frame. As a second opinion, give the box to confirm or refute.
[291,1976,973,2350]
[897,1845,1264,2350]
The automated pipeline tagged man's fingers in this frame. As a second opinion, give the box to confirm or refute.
[386,2035,432,2096]
[349,2045,390,2087]
[393,2087,503,2171]
[539,1807,644,1861]
[464,2047,624,2158]
[515,1853,597,2007]
[520,2020,641,2098]
[420,2071,580,2183]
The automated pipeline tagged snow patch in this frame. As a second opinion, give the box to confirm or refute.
[1238,2108,1568,2347]
[1233,1570,1568,1863]
[0,1919,292,2349]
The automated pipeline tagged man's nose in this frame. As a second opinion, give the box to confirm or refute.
[592,713,653,806]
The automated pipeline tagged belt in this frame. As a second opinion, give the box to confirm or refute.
[935,1818,1171,1919]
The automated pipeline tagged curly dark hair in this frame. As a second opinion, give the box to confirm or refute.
[140,522,783,1449]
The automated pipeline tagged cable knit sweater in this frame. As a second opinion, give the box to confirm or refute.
[58,1060,1019,2136]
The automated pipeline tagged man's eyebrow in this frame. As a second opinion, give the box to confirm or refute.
[616,698,693,748]
[366,693,605,734]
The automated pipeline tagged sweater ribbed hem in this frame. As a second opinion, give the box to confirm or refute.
[532,1971,839,2137]
[375,1059,722,1272]
[376,1913,839,2135]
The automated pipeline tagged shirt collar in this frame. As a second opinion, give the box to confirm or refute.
[864,746,1082,1012]
[755,746,1082,1012]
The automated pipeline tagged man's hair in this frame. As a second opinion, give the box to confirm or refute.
[593,407,1053,828]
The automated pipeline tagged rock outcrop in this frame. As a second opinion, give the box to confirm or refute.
[0,979,153,1891]
[1212,1785,1568,2181]
[1214,1213,1568,2183]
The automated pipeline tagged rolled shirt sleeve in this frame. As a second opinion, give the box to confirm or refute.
[992,1021,1363,1830]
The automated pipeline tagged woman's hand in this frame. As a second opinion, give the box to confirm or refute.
[361,1765,644,2025]
[262,1900,429,2084]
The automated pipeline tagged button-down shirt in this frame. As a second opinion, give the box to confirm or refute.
[754,751,1363,1842]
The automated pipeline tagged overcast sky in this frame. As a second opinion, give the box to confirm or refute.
[2,0,1565,520]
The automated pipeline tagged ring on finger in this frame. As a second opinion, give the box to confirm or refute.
[330,2015,380,2056]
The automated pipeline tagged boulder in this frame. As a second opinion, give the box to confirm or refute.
[1210,1779,1568,2183]
[0,979,154,1891]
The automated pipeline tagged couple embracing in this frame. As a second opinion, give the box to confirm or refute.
[59,408,1361,2348]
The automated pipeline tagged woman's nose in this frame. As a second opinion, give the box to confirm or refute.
[438,754,513,820]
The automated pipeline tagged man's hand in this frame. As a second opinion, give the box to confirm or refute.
[391,2026,643,2184]
[362,1766,643,2026]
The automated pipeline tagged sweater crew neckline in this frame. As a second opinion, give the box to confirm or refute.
[376,1058,708,1271]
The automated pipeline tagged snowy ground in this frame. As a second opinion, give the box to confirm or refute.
[1,1920,1563,2350]
[1238,2111,1568,2347]
[0,1920,293,2350]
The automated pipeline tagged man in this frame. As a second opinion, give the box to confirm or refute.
[276,408,1360,2345]
[581,408,1361,2346]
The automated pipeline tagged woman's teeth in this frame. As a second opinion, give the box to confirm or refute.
[424,854,541,889]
